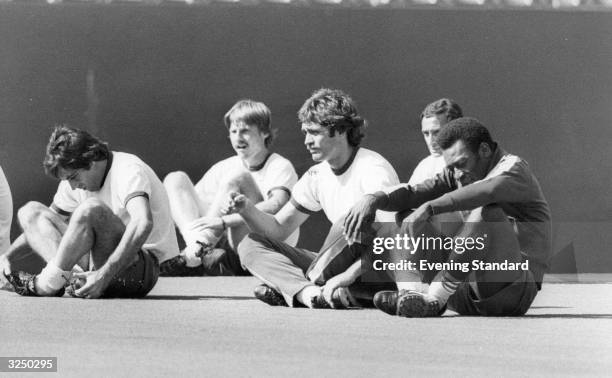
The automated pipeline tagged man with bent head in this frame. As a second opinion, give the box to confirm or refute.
[4,125,178,298]
[409,98,463,185]
[344,117,551,317]
[160,99,299,276]
[225,88,399,309]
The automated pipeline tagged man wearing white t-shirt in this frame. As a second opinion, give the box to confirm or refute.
[408,98,463,186]
[161,100,299,276]
[0,165,12,256]
[225,88,399,309]
[4,125,178,298]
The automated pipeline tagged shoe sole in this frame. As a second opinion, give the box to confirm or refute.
[397,293,439,318]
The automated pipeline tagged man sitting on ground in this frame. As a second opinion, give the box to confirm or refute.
[160,99,299,276]
[225,88,399,309]
[4,125,178,298]
[344,117,551,317]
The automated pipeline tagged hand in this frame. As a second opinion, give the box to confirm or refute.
[322,273,355,308]
[221,191,251,215]
[73,270,109,299]
[343,194,378,244]
[405,202,433,237]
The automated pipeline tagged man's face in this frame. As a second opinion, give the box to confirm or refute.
[442,139,490,186]
[58,165,103,191]
[301,122,345,163]
[228,121,269,161]
[421,114,446,156]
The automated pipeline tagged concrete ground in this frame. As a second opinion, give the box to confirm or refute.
[1,276,611,377]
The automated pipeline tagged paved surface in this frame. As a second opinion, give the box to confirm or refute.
[1,277,611,377]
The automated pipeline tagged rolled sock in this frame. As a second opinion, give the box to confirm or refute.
[397,281,428,293]
[183,244,203,267]
[35,263,71,295]
[295,285,321,308]
[194,228,221,247]
[428,271,461,305]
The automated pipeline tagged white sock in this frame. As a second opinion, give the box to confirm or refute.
[35,263,71,295]
[183,244,203,267]
[428,272,461,305]
[295,285,321,308]
[397,281,429,293]
[194,228,221,247]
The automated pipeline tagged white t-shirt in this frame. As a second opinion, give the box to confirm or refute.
[0,165,12,255]
[291,148,399,224]
[199,153,300,246]
[408,154,447,186]
[52,152,179,263]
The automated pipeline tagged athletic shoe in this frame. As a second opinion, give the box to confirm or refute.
[397,291,445,317]
[374,290,446,317]
[159,255,204,277]
[373,290,405,315]
[4,271,65,297]
[253,284,287,306]
[310,288,351,309]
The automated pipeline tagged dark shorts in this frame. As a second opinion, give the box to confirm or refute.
[447,269,539,316]
[101,250,160,298]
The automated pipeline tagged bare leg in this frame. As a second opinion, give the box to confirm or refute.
[209,168,263,250]
[163,171,208,244]
[17,201,67,262]
[51,198,125,271]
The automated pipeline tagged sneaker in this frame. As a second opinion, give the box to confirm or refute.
[374,290,446,317]
[310,289,351,309]
[373,290,405,316]
[397,291,446,317]
[253,284,287,306]
[159,255,204,277]
[4,271,65,297]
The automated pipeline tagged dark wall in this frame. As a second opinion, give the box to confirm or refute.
[1,4,610,271]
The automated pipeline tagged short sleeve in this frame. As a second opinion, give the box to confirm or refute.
[51,181,81,215]
[290,168,321,214]
[361,161,400,195]
[115,164,152,207]
[264,157,298,198]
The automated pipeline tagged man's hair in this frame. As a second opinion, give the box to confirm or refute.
[223,99,276,148]
[420,98,463,122]
[437,117,495,154]
[43,125,110,179]
[298,88,366,147]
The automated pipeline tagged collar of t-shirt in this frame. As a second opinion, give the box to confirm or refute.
[330,147,359,176]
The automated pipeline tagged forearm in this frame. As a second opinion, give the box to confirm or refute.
[336,260,362,286]
[240,203,292,241]
[222,195,286,229]
[97,220,152,281]
[428,176,529,214]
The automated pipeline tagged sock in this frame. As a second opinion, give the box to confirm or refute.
[397,281,429,293]
[183,244,203,267]
[428,271,461,305]
[295,285,321,308]
[35,263,71,295]
[194,228,222,248]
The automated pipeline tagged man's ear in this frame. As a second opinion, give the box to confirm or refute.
[478,142,492,158]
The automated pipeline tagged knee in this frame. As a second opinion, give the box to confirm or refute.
[17,201,48,227]
[237,232,267,266]
[220,168,252,191]
[467,204,506,223]
[163,171,191,191]
[71,198,107,224]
